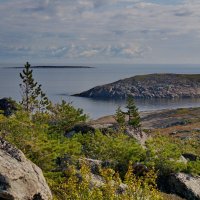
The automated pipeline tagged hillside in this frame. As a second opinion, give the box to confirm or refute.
[74,73,200,99]
[1,97,200,200]
[1,63,200,200]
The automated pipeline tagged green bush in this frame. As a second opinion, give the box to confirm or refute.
[185,160,200,175]
[145,134,187,174]
[74,130,145,174]
[48,100,88,135]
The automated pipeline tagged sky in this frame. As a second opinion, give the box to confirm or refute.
[0,0,200,65]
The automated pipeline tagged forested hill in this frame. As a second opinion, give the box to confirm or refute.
[74,73,200,99]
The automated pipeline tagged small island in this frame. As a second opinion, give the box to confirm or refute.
[74,73,200,99]
[10,65,94,69]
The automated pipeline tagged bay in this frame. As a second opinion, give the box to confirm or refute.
[1,64,200,119]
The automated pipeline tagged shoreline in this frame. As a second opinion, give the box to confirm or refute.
[90,106,200,129]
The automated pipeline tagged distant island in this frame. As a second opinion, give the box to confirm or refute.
[74,73,200,99]
[9,65,94,69]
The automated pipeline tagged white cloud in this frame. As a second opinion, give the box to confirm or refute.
[48,43,149,59]
[80,49,99,57]
[1,0,200,63]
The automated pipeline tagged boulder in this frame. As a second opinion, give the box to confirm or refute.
[125,126,149,146]
[177,156,188,164]
[133,162,149,176]
[0,137,52,200]
[79,158,103,175]
[182,153,199,161]
[70,123,96,134]
[65,123,96,138]
[66,123,113,138]
[89,173,105,188]
[168,173,200,200]
[0,98,18,116]
[89,173,128,194]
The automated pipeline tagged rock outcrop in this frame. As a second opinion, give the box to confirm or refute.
[65,123,114,138]
[74,73,200,99]
[0,137,52,200]
[168,173,200,200]
[124,126,149,146]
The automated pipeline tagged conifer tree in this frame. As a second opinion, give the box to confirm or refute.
[19,62,49,112]
[126,96,141,131]
[115,106,126,132]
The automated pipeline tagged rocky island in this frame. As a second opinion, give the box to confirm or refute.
[74,73,200,99]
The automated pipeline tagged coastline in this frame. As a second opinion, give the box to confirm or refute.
[90,106,200,130]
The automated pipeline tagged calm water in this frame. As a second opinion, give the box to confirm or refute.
[1,64,200,119]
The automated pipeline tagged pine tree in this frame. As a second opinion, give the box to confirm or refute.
[115,106,126,132]
[19,62,50,112]
[126,96,141,131]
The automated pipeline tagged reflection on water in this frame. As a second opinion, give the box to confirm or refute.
[135,98,200,111]
[62,96,200,119]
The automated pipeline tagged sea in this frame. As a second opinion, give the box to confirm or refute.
[1,64,200,119]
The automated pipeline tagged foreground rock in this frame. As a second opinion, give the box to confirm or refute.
[74,73,200,99]
[168,173,200,200]
[0,137,52,200]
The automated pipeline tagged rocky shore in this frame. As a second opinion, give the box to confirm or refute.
[74,73,200,99]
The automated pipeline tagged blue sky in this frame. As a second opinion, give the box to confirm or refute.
[0,0,200,65]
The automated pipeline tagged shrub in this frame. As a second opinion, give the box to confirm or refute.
[49,162,163,200]
[145,134,186,174]
[74,130,145,175]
